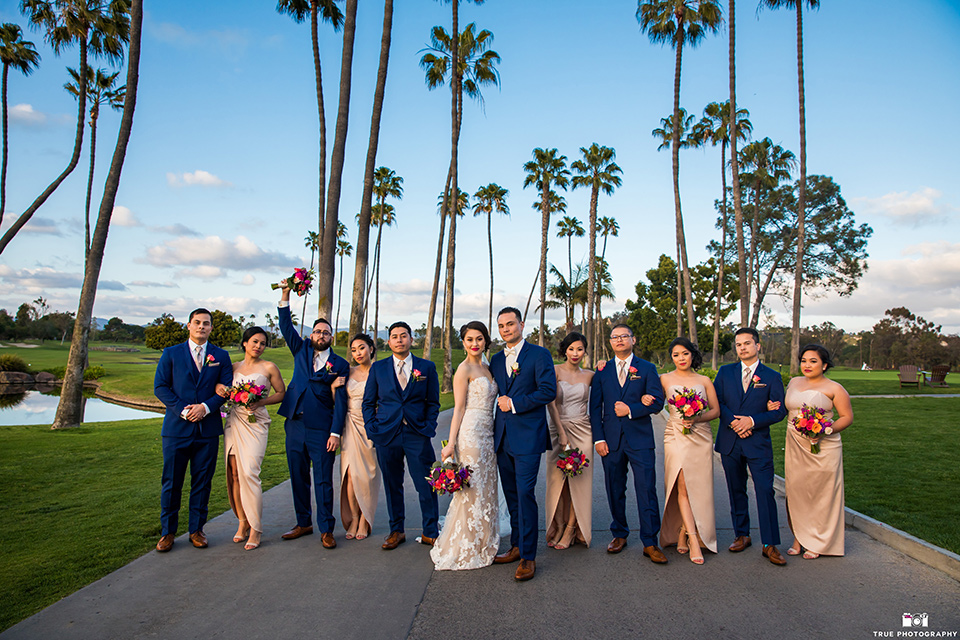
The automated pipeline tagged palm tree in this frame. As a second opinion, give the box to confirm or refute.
[438,187,469,339]
[728,0,748,326]
[472,182,509,330]
[760,0,819,373]
[523,190,566,323]
[418,16,499,381]
[1,0,130,255]
[334,231,352,345]
[362,166,402,335]
[349,0,394,340]
[638,0,723,343]
[739,137,796,325]
[0,23,40,227]
[571,143,621,366]
[596,216,619,352]
[365,202,396,342]
[698,100,751,367]
[523,148,570,347]
[52,0,140,430]
[276,0,344,255]
[555,215,584,329]
[545,264,582,329]
[298,230,321,336]
[64,66,123,261]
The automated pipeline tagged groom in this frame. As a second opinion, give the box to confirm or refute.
[154,308,233,552]
[277,285,350,549]
[714,327,788,565]
[490,307,557,581]
[362,321,440,550]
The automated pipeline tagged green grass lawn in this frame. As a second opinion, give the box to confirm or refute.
[1,342,958,631]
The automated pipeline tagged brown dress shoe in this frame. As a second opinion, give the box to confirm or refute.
[321,532,337,549]
[607,537,628,554]
[281,525,314,540]
[643,545,668,564]
[762,545,787,566]
[156,534,174,552]
[728,535,752,552]
[514,559,536,581]
[189,531,208,548]
[493,546,521,564]
[419,535,436,546]
[382,531,406,550]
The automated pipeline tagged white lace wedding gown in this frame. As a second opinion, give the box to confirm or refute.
[430,376,500,570]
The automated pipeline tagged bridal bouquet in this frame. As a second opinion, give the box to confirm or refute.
[226,381,269,423]
[557,446,590,478]
[271,267,315,296]
[427,459,472,495]
[792,403,834,454]
[667,387,708,434]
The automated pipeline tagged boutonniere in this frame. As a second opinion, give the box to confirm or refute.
[509,362,520,377]
[628,366,640,380]
[204,354,216,367]
[324,361,334,374]
[751,374,766,388]
[411,368,426,382]
[596,360,606,371]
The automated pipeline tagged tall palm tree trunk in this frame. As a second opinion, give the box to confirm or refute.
[675,239,683,335]
[748,179,761,318]
[84,109,99,262]
[441,1,461,393]
[348,0,393,338]
[597,234,611,357]
[523,265,539,323]
[729,0,748,326]
[586,187,598,366]
[671,35,697,343]
[374,239,381,344]
[53,0,141,429]
[317,0,357,319]
[364,220,384,326]
[712,139,729,369]
[487,208,494,331]
[423,167,452,358]
[2,64,10,224]
[311,3,327,251]
[0,41,88,254]
[300,247,315,337]
[335,252,345,343]
[790,0,807,373]
[538,183,550,346]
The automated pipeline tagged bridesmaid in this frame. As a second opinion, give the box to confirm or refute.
[657,337,719,565]
[220,327,285,550]
[545,332,594,550]
[336,334,381,540]
[778,344,853,558]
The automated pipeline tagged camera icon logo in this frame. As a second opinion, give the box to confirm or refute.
[902,613,929,627]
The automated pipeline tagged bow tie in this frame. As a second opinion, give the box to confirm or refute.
[505,348,517,356]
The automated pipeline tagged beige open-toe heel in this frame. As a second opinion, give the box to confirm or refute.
[677,526,689,554]
[688,533,704,565]
[234,520,249,543]
[554,524,577,550]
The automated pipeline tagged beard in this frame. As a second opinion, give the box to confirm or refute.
[311,336,331,351]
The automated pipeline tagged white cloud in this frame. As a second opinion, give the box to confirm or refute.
[851,187,953,227]
[129,280,178,288]
[178,265,224,280]
[111,206,141,227]
[9,104,47,126]
[8,217,63,236]
[241,274,255,286]
[84,294,272,325]
[0,266,126,291]
[166,170,232,188]
[141,235,299,272]
[148,21,250,59]
[152,223,200,237]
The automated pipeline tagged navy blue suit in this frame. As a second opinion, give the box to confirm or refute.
[154,340,232,536]
[714,361,787,546]
[361,354,440,537]
[490,341,557,560]
[590,355,665,546]
[278,305,349,533]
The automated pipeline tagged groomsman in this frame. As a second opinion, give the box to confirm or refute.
[362,321,440,550]
[490,307,557,581]
[714,327,788,565]
[590,324,667,563]
[154,308,233,552]
[277,285,350,549]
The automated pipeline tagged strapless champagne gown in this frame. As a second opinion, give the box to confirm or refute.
[545,380,593,547]
[339,377,380,532]
[224,372,270,533]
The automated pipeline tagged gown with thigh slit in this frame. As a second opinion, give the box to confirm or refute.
[544,380,593,547]
[224,372,271,534]
[339,377,381,533]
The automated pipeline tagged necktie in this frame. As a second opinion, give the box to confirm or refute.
[743,367,752,392]
[505,347,517,376]
[618,360,627,386]
[398,361,408,389]
[194,345,203,371]
[314,352,322,373]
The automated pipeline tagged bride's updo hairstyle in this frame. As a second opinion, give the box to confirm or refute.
[799,343,833,372]
[668,336,703,370]
[351,333,376,353]
[558,332,587,360]
[459,321,491,352]
[241,326,268,353]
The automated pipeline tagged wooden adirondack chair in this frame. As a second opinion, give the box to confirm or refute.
[924,365,950,387]
[898,365,920,388]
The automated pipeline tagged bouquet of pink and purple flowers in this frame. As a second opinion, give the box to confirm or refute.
[427,459,472,495]
[556,446,590,478]
[271,267,314,296]
[793,403,834,454]
[668,387,708,434]
[226,381,268,423]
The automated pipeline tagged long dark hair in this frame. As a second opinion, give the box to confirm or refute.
[460,321,491,351]
[668,336,703,370]
[799,343,834,372]
[241,326,268,353]
[559,332,587,360]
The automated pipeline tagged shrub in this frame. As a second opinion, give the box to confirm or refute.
[41,366,67,380]
[0,354,29,373]
[697,367,718,381]
[84,365,106,381]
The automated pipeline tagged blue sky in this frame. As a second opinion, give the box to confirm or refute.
[1,0,958,336]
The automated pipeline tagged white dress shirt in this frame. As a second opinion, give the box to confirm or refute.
[184,339,210,418]
[502,341,523,414]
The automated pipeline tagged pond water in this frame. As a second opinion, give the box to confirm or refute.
[0,389,163,426]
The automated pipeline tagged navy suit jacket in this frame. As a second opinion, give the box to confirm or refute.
[590,355,664,451]
[361,355,440,447]
[713,361,787,457]
[277,305,348,434]
[490,341,557,455]
[154,341,232,438]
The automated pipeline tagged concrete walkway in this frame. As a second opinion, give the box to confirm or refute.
[4,411,959,640]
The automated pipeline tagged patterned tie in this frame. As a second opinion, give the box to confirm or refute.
[194,345,203,371]
[505,347,517,376]
[398,360,408,389]
[618,360,627,387]
[743,366,752,392]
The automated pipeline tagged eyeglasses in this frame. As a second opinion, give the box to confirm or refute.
[313,330,332,337]
[609,334,633,341]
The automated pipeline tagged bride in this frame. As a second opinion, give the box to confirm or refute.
[430,321,499,570]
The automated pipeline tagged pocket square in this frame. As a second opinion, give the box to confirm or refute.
[208,362,220,367]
